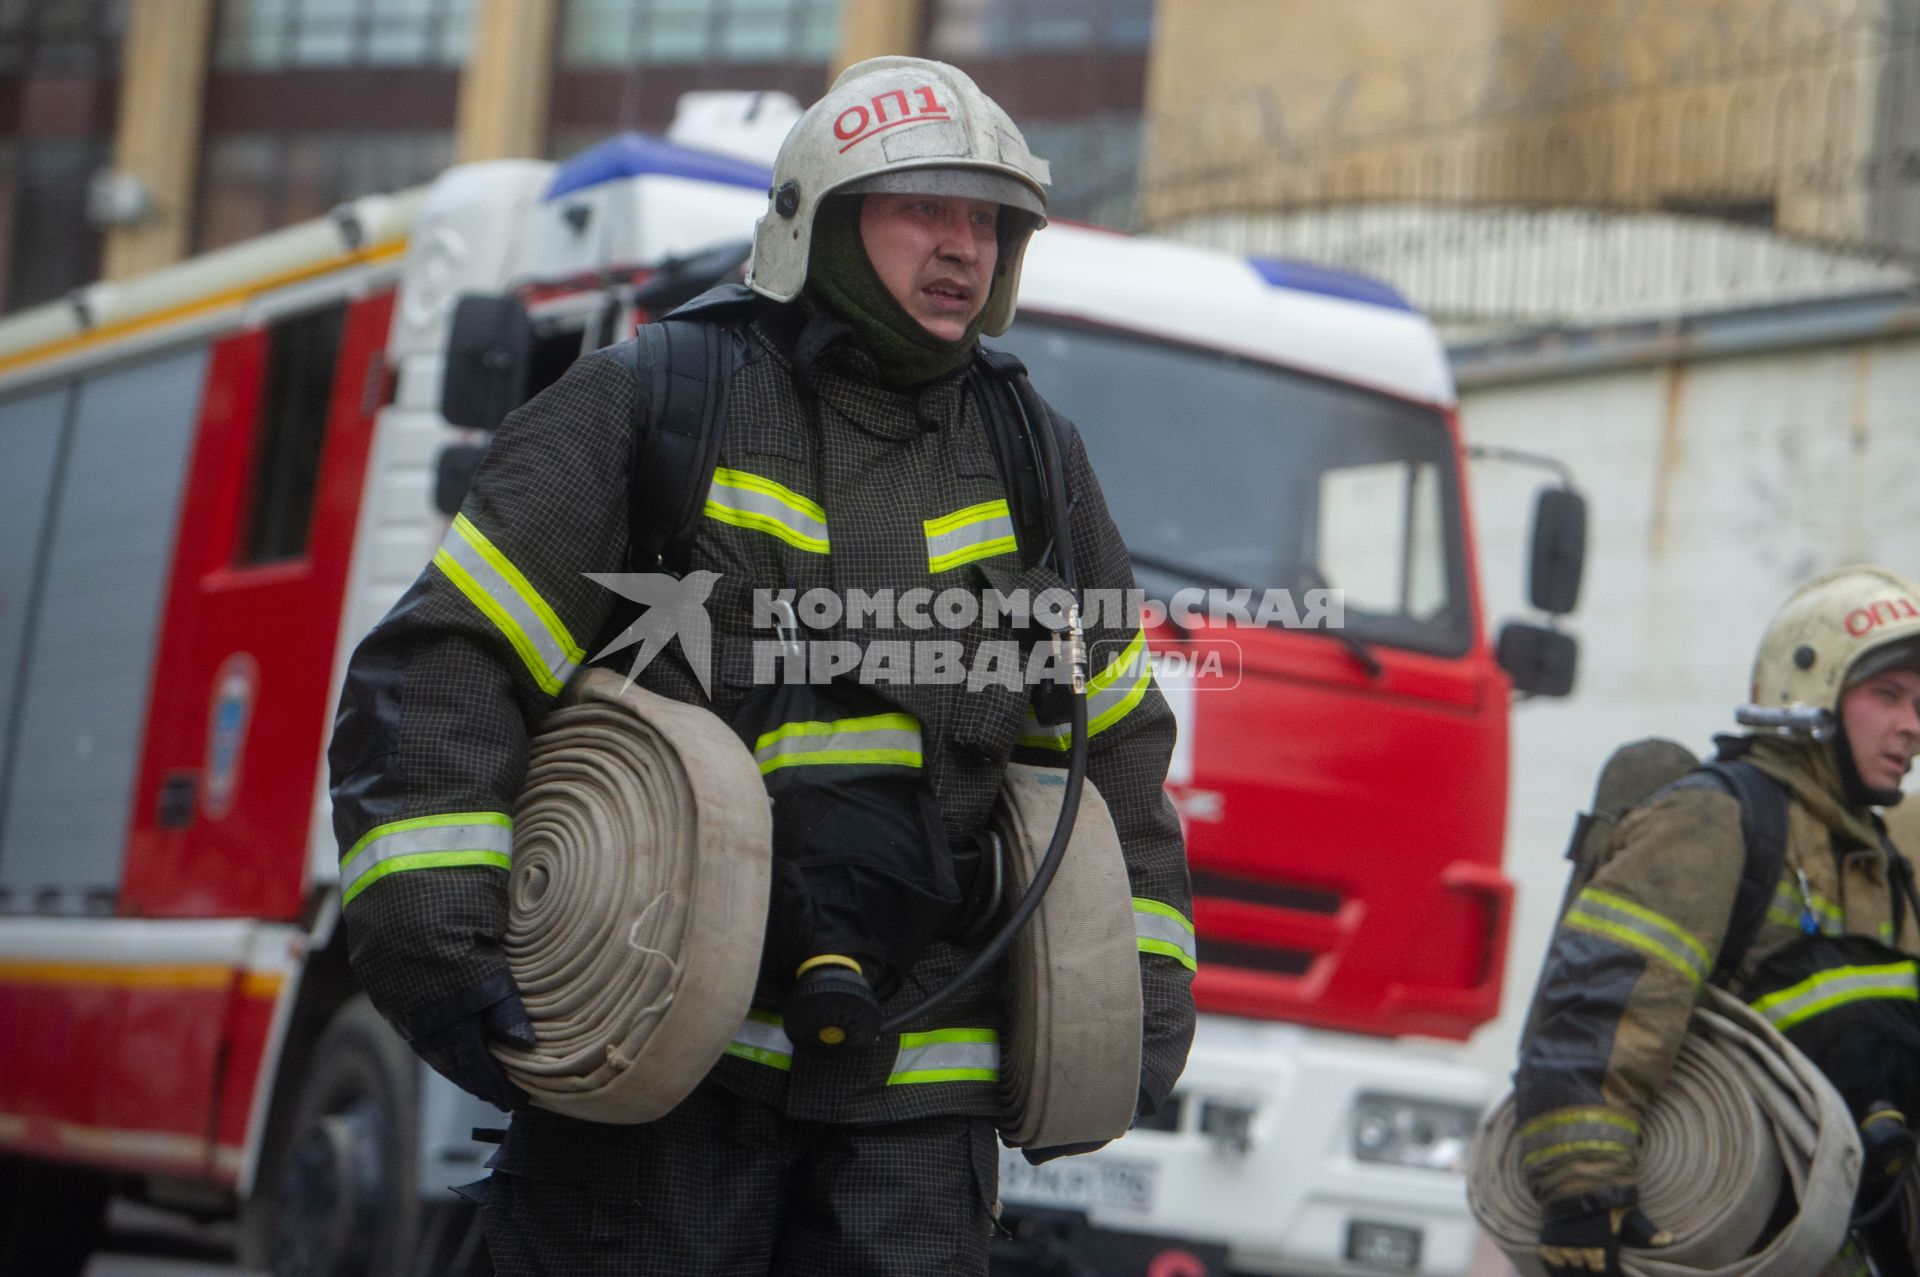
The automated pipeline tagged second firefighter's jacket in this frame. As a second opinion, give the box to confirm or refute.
[1513,733,1920,1202]
[328,301,1198,1125]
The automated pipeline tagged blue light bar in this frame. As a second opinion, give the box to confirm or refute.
[1248,255,1413,312]
[545,133,774,202]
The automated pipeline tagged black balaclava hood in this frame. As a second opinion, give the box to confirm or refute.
[1832,720,1903,809]
[804,195,990,389]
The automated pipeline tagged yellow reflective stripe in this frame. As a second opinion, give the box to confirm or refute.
[340,813,514,907]
[342,851,511,907]
[1771,880,1843,934]
[1564,888,1710,984]
[1134,897,1197,970]
[887,1027,1000,1085]
[752,712,923,774]
[452,515,582,667]
[725,1011,794,1071]
[1019,629,1153,750]
[1522,1139,1639,1168]
[1517,1107,1639,1167]
[1517,1107,1639,1140]
[925,499,1019,573]
[1751,961,1919,1032]
[705,467,829,553]
[432,515,583,695]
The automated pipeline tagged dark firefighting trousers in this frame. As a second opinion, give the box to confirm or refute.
[482,1081,1000,1276]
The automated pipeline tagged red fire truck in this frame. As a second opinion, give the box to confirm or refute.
[0,105,1579,1276]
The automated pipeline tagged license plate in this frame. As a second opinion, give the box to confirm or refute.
[998,1149,1158,1215]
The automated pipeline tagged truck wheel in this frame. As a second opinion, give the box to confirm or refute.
[269,994,421,1277]
[0,1157,110,1277]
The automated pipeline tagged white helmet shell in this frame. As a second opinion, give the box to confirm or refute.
[746,55,1051,336]
[1748,564,1920,723]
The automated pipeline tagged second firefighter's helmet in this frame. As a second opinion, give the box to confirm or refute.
[1746,565,1920,730]
[746,55,1051,336]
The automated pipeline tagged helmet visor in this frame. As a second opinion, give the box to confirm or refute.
[838,166,1047,222]
[1847,634,1920,688]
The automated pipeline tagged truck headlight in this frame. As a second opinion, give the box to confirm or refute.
[1350,1093,1477,1173]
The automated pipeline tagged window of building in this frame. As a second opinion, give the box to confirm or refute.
[927,0,1152,57]
[241,301,346,565]
[0,0,125,312]
[0,0,128,75]
[213,0,473,69]
[195,130,453,252]
[556,0,838,68]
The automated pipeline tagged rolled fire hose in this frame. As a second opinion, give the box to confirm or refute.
[492,668,772,1123]
[1469,986,1860,1276]
[994,762,1143,1150]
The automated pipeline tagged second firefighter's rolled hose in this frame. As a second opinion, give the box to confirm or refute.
[1469,986,1860,1275]
[494,669,771,1124]
[995,763,1142,1149]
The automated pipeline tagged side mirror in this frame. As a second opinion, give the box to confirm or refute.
[1496,621,1578,698]
[1527,487,1587,615]
[442,294,534,431]
[434,442,490,517]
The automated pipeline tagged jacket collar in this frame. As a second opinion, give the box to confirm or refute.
[1740,733,1884,850]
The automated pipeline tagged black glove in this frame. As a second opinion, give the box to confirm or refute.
[405,974,537,1111]
[1538,1189,1670,1277]
[1023,1081,1166,1166]
[1021,1140,1109,1166]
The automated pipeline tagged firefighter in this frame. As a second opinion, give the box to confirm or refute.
[1516,564,1920,1276]
[327,56,1195,1276]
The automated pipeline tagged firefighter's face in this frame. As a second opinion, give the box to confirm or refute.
[858,193,999,341]
[1840,667,1920,792]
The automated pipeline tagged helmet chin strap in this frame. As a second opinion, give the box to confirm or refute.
[1831,719,1904,809]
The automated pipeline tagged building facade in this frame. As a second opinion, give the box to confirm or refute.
[0,0,1155,315]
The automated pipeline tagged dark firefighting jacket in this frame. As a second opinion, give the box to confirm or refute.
[1514,734,1920,1203]
[328,300,1197,1125]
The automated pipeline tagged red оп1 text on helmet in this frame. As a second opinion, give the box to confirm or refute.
[1846,596,1920,637]
[834,85,949,153]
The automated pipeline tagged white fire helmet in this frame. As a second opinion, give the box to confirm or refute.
[1746,565,1920,729]
[745,55,1051,337]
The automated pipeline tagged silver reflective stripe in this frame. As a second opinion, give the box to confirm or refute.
[887,1028,1000,1084]
[704,468,830,553]
[725,1014,794,1070]
[1134,898,1197,970]
[752,713,923,774]
[340,813,513,907]
[1752,961,1920,1032]
[1019,629,1152,750]
[1564,887,1710,986]
[925,500,1018,573]
[1516,1107,1639,1168]
[432,514,583,696]
[1767,881,1841,934]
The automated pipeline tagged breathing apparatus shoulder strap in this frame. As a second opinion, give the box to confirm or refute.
[627,284,757,572]
[972,344,1073,571]
[1674,759,1791,983]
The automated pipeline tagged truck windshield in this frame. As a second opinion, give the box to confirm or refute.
[994,318,1474,657]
